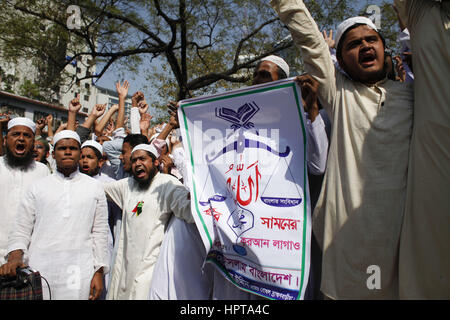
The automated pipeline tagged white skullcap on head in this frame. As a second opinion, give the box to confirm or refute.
[335,16,378,49]
[81,140,103,155]
[131,144,160,159]
[53,130,81,146]
[260,55,290,77]
[7,117,36,133]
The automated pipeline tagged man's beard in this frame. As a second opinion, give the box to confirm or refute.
[5,147,34,169]
[133,166,158,190]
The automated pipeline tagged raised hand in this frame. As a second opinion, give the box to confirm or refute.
[115,80,130,99]
[296,74,320,122]
[137,100,149,115]
[45,114,53,125]
[159,154,174,174]
[0,112,10,127]
[36,118,46,131]
[167,101,180,129]
[131,91,145,108]
[105,120,115,136]
[139,113,153,133]
[69,94,82,113]
[393,55,406,82]
[92,104,107,118]
[322,29,335,49]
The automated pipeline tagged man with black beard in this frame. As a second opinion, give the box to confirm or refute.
[2,130,109,300]
[103,143,194,299]
[271,0,414,299]
[0,117,50,265]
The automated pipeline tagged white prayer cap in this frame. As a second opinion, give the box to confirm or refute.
[81,140,103,155]
[53,130,81,146]
[131,143,160,159]
[260,55,290,77]
[7,117,36,133]
[335,16,378,50]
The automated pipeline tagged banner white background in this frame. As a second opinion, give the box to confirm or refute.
[179,79,311,300]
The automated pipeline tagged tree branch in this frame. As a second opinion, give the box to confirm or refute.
[188,41,292,91]
[233,17,279,68]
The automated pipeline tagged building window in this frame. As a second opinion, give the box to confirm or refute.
[108,98,119,106]
[0,104,25,117]
[84,95,89,101]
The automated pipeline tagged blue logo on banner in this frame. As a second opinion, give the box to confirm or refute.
[227,205,254,239]
[216,101,260,130]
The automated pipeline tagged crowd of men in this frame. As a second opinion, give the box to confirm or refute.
[0,0,448,300]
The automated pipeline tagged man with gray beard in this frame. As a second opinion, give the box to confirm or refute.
[0,117,50,265]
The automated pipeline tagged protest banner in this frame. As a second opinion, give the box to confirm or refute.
[178,78,311,300]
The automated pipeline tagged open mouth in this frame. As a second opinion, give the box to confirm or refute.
[80,164,90,172]
[135,168,146,179]
[359,52,376,67]
[15,144,26,155]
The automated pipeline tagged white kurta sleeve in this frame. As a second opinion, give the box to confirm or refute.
[92,184,111,274]
[7,184,36,260]
[306,113,329,175]
[165,177,194,224]
[104,179,126,210]
[129,107,141,134]
[270,0,337,114]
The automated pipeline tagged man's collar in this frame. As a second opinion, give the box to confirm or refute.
[55,168,79,180]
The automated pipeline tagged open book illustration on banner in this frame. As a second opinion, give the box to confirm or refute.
[179,78,311,300]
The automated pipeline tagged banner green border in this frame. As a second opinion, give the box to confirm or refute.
[180,81,308,300]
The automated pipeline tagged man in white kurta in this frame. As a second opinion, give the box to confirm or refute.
[0,118,50,265]
[104,144,194,300]
[394,0,450,299]
[79,139,119,297]
[271,0,414,299]
[3,130,110,300]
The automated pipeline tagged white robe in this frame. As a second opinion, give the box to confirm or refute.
[395,0,450,299]
[0,157,50,264]
[104,172,194,300]
[148,216,262,300]
[7,170,110,300]
[272,0,414,299]
[92,172,118,297]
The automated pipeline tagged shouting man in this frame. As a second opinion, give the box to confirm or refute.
[104,143,194,299]
[1,130,110,300]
